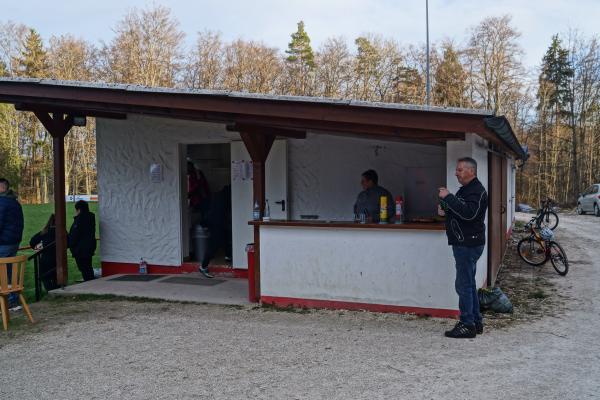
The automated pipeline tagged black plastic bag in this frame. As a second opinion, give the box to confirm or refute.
[478,287,513,313]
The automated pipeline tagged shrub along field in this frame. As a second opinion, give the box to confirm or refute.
[18,202,101,302]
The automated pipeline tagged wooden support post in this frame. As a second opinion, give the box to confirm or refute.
[33,111,75,286]
[240,131,275,301]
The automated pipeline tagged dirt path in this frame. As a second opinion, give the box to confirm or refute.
[1,213,599,399]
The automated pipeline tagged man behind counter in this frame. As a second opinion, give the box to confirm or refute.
[354,169,394,223]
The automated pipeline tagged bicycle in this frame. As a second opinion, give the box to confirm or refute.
[533,198,559,230]
[517,220,568,276]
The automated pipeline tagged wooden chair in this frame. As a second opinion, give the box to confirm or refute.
[0,255,34,331]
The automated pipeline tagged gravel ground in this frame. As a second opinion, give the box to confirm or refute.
[1,212,599,399]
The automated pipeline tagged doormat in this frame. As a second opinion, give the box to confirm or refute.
[161,276,225,286]
[109,274,166,282]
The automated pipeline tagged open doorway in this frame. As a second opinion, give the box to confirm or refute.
[183,143,232,268]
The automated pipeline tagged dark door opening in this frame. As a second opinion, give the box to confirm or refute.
[184,143,232,268]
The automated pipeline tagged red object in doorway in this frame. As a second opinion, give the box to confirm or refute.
[246,244,258,303]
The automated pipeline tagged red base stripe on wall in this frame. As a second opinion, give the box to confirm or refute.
[260,296,460,318]
[101,262,248,279]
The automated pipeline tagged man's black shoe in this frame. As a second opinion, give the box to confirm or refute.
[444,321,476,339]
[475,321,484,335]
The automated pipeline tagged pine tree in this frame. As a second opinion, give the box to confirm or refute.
[284,21,315,95]
[433,43,466,107]
[536,35,574,203]
[354,36,379,100]
[14,29,50,202]
[538,35,573,115]
[15,29,49,78]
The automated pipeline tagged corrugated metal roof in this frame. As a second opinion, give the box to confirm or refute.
[0,77,493,116]
[0,77,527,159]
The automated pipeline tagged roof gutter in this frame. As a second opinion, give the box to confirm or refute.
[484,116,529,161]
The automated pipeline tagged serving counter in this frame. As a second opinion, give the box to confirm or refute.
[249,219,460,317]
[249,220,446,230]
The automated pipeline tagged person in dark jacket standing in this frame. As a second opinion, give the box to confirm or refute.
[354,170,394,223]
[29,214,59,291]
[68,200,97,281]
[0,178,24,307]
[199,185,231,278]
[438,157,488,339]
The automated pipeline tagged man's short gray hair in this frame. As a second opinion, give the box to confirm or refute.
[458,157,477,174]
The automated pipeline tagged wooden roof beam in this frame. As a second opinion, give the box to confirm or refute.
[15,103,127,120]
[226,123,306,139]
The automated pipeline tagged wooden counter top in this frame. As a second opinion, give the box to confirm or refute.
[248,220,446,231]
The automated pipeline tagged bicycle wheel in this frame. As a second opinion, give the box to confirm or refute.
[541,211,559,230]
[549,241,569,276]
[517,237,547,266]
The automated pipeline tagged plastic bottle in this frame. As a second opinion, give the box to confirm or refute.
[395,196,404,224]
[379,196,388,224]
[252,201,260,221]
[263,199,271,222]
[139,257,148,274]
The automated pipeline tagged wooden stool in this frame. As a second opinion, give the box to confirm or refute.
[0,255,34,331]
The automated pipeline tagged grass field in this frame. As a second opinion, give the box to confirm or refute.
[17,202,101,302]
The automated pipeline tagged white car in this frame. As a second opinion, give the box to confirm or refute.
[577,184,600,216]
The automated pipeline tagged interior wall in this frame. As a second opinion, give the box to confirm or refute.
[96,115,237,266]
[187,144,231,194]
[287,133,446,221]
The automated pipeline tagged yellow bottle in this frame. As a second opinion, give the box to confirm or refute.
[379,195,388,224]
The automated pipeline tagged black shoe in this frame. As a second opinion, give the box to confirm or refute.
[444,321,476,339]
[475,321,484,335]
[199,267,214,279]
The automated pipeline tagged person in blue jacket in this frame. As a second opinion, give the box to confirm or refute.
[0,178,24,308]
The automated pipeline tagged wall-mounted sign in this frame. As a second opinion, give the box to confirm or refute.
[232,160,253,181]
[150,163,163,183]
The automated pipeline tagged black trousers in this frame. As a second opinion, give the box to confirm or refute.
[40,266,59,291]
[75,256,95,281]
[201,227,225,269]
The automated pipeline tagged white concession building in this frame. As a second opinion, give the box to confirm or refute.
[0,78,526,317]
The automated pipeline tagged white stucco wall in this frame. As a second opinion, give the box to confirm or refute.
[260,226,457,310]
[446,134,489,287]
[96,115,237,266]
[288,133,446,221]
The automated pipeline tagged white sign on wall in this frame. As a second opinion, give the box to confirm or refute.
[232,160,253,181]
[150,163,163,183]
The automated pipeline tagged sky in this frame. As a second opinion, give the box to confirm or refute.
[2,0,599,70]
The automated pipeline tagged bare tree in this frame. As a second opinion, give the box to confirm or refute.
[183,30,224,90]
[99,5,184,87]
[466,15,525,114]
[315,37,352,98]
[0,21,28,75]
[48,35,99,197]
[222,39,282,93]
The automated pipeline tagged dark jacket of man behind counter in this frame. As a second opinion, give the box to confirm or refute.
[354,187,394,223]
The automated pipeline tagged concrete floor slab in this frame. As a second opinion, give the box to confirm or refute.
[50,273,251,305]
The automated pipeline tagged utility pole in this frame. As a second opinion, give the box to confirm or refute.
[426,0,431,106]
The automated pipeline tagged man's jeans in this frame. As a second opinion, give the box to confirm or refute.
[0,244,20,307]
[452,245,485,326]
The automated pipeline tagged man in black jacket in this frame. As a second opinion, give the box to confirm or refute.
[68,200,97,281]
[438,157,488,339]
